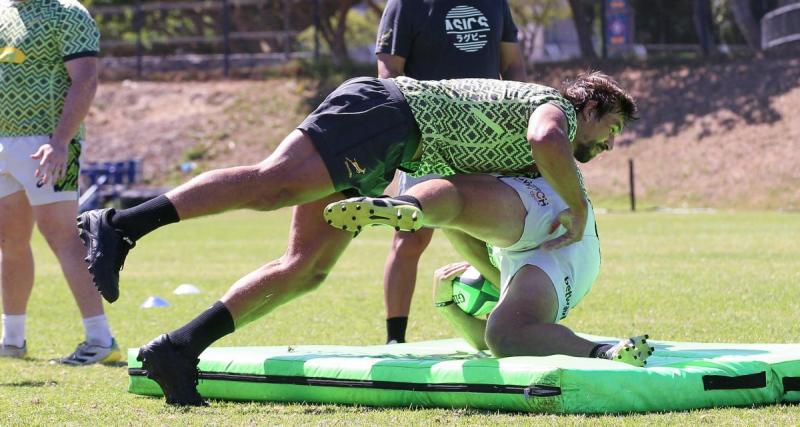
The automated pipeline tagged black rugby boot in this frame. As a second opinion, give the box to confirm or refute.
[77,208,134,303]
[136,334,207,406]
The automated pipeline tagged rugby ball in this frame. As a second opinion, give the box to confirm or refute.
[451,266,499,316]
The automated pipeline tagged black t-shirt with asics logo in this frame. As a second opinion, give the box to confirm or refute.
[375,0,518,80]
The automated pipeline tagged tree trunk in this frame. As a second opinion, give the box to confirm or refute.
[567,0,598,59]
[329,0,358,62]
[693,0,717,57]
[730,0,762,51]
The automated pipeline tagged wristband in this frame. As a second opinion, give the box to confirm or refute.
[434,300,454,308]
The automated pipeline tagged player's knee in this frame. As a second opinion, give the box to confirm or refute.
[35,222,76,253]
[273,254,331,295]
[248,187,293,211]
[297,270,328,294]
[484,319,518,357]
[0,232,30,254]
[485,312,546,357]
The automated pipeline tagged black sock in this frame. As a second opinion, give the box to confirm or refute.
[168,301,235,360]
[395,195,422,209]
[111,195,179,241]
[589,343,613,359]
[386,317,408,343]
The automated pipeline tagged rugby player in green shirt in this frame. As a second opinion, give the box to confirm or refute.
[78,71,637,405]
[0,0,120,365]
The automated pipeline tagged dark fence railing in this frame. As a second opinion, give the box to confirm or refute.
[762,2,800,49]
[92,0,319,77]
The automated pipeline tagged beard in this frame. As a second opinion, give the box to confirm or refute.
[573,144,594,163]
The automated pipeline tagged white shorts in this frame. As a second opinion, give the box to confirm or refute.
[0,135,81,206]
[492,176,601,322]
[397,171,443,194]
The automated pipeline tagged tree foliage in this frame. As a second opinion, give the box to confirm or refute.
[86,0,784,61]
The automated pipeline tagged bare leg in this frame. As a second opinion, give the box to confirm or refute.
[0,192,35,317]
[135,194,355,406]
[383,228,434,320]
[485,265,596,357]
[168,130,336,220]
[78,130,340,303]
[34,200,104,318]
[222,195,354,328]
[406,175,526,248]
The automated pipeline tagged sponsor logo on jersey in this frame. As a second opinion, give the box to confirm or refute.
[0,46,26,64]
[444,5,490,53]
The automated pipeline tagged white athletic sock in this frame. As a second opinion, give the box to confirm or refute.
[1,314,26,348]
[83,315,113,347]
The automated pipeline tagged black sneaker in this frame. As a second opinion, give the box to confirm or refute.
[77,208,134,303]
[137,334,207,406]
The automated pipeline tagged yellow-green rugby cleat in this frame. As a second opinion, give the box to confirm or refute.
[323,197,423,235]
[607,335,653,368]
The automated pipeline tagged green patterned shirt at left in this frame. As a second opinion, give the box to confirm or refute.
[392,77,577,178]
[0,0,99,138]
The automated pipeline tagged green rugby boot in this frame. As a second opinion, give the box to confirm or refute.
[323,197,423,235]
[606,335,653,367]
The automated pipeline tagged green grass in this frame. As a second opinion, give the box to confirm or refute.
[2,209,799,425]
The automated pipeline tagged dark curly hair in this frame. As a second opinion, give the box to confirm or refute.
[561,71,639,123]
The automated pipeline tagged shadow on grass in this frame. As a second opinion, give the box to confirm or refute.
[0,380,58,388]
[202,398,796,417]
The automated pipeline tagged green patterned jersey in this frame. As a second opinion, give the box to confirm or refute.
[0,0,99,138]
[392,76,577,177]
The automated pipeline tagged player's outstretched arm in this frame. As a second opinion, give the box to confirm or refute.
[433,262,489,351]
[527,104,588,250]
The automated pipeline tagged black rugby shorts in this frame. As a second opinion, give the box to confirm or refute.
[298,77,420,197]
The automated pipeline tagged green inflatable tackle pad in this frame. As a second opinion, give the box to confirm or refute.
[128,335,800,413]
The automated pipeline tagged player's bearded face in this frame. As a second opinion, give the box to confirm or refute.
[573,113,622,163]
[573,142,595,163]
[573,141,604,163]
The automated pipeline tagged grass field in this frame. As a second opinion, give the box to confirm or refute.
[2,209,799,425]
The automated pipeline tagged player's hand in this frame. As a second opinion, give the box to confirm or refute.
[540,207,587,250]
[433,261,470,304]
[31,142,68,185]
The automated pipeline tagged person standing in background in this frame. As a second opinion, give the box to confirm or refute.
[375,0,528,343]
[0,0,120,364]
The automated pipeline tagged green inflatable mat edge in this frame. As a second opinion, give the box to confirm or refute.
[128,335,800,413]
